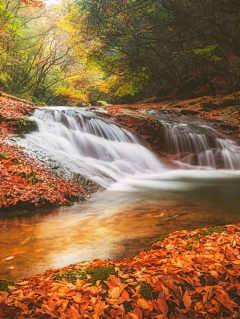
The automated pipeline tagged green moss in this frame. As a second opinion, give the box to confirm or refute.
[0,280,16,292]
[184,235,200,242]
[139,282,153,300]
[185,244,193,251]
[200,226,225,236]
[11,158,21,165]
[13,117,38,133]
[0,153,8,160]
[8,169,42,185]
[123,301,133,313]
[54,266,117,286]
[148,234,170,250]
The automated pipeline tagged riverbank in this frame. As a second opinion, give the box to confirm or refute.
[1,223,240,318]
[0,93,101,213]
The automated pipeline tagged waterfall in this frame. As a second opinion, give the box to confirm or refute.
[27,107,165,187]
[163,122,240,169]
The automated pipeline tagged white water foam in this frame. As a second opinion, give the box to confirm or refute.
[27,107,166,187]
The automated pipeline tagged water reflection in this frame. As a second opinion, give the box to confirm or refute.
[1,173,240,281]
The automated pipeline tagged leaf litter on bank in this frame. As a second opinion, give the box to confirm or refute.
[1,223,240,318]
[0,95,84,210]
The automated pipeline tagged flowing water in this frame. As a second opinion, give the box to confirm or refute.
[143,109,240,169]
[1,107,240,280]
[25,108,165,187]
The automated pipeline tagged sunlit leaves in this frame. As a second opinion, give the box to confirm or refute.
[1,223,240,317]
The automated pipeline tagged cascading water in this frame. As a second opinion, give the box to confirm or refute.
[26,107,165,187]
[163,122,240,169]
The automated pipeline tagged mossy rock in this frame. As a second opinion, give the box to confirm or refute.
[0,280,16,292]
[13,118,38,133]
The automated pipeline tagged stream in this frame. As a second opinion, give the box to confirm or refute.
[1,107,240,280]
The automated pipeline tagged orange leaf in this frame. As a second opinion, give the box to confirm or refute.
[183,289,192,308]
[137,298,149,309]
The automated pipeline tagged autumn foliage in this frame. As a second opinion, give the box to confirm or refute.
[0,94,84,211]
[1,223,240,318]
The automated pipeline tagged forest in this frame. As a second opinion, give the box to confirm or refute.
[1,0,240,105]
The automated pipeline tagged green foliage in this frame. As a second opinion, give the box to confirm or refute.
[193,46,222,62]
[70,0,240,99]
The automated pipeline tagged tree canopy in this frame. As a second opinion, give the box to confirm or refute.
[1,0,240,104]
[70,0,240,99]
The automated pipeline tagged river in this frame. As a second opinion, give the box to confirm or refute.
[1,107,240,280]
